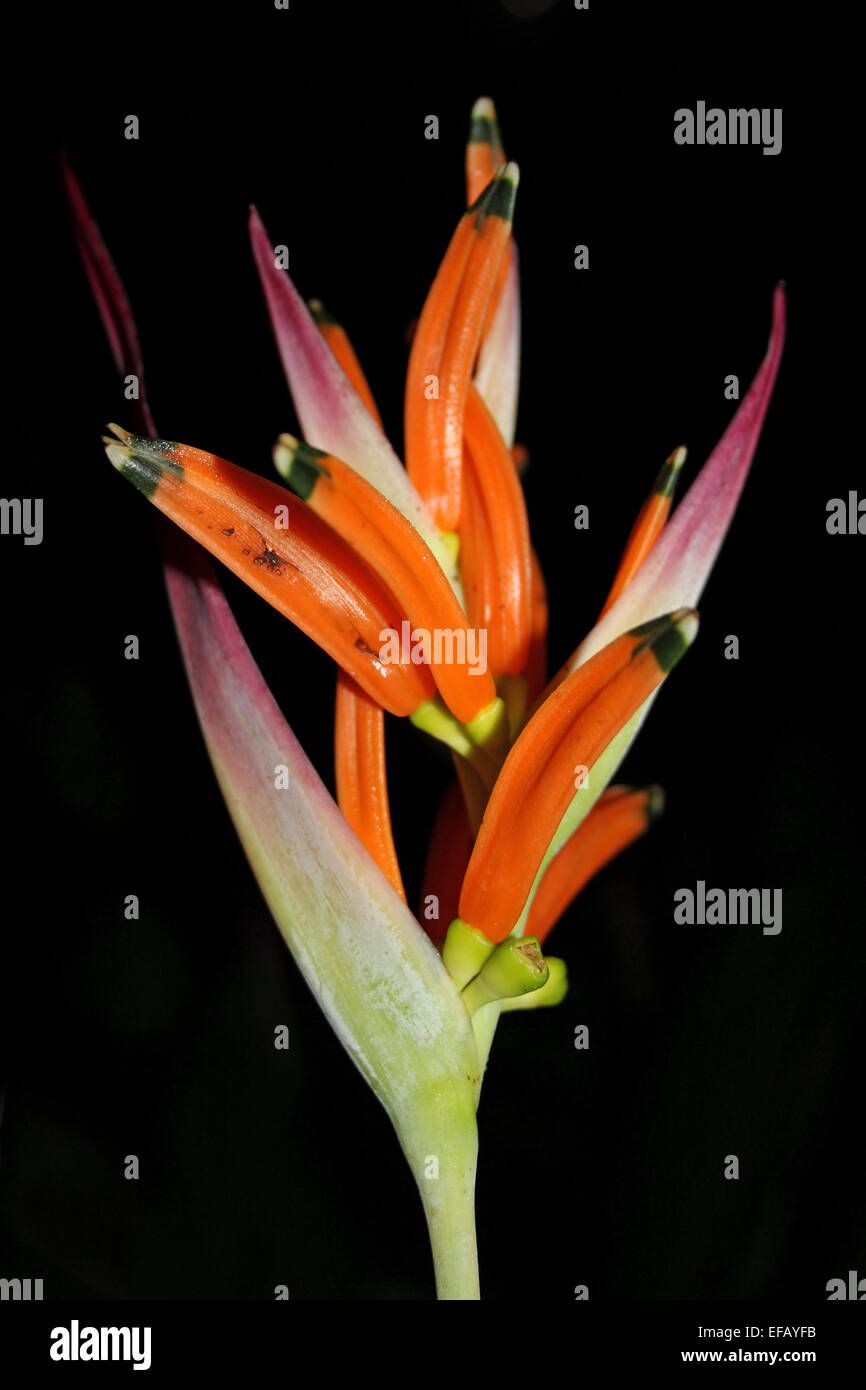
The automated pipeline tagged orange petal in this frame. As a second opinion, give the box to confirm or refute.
[462,383,532,675]
[104,428,434,716]
[275,436,498,724]
[436,167,518,529]
[335,671,406,900]
[526,786,661,942]
[599,447,687,617]
[459,612,697,941]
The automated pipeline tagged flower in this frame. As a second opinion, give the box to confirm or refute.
[64,95,784,1300]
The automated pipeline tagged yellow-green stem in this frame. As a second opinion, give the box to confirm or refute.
[399,1099,481,1299]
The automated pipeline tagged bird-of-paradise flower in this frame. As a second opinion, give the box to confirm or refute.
[64,93,785,1301]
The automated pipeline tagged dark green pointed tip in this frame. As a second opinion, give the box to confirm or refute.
[123,432,176,455]
[645,785,666,823]
[105,438,183,501]
[469,102,504,154]
[308,297,338,326]
[482,161,519,223]
[653,446,687,499]
[635,608,699,674]
[469,113,495,145]
[274,435,329,500]
[469,98,505,158]
[121,453,168,500]
[468,161,518,225]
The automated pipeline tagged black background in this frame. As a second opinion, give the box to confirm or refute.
[3,0,863,1304]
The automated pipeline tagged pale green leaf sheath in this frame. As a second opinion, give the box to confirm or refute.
[167,552,482,1299]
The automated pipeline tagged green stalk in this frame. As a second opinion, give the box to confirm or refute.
[398,1094,481,1299]
[471,1001,504,1100]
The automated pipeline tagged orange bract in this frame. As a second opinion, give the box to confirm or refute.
[458,617,692,941]
[465,99,510,340]
[462,383,532,675]
[599,447,687,617]
[335,672,406,900]
[526,786,656,942]
[406,169,517,530]
[277,438,498,725]
[106,429,434,717]
[437,182,516,530]
[404,207,477,525]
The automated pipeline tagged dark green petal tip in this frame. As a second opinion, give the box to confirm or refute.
[123,452,174,500]
[653,445,687,498]
[308,297,338,326]
[468,113,496,146]
[469,97,505,160]
[468,96,503,149]
[639,608,699,673]
[483,161,519,223]
[272,433,329,499]
[645,784,666,823]
[103,434,182,500]
[127,434,179,459]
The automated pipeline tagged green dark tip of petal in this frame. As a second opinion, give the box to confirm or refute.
[643,610,699,673]
[294,439,329,465]
[308,297,338,326]
[274,436,330,499]
[122,448,183,500]
[654,446,687,498]
[649,627,687,672]
[469,97,505,160]
[128,434,180,459]
[654,468,677,500]
[482,163,518,223]
[469,114,496,146]
[282,456,317,501]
